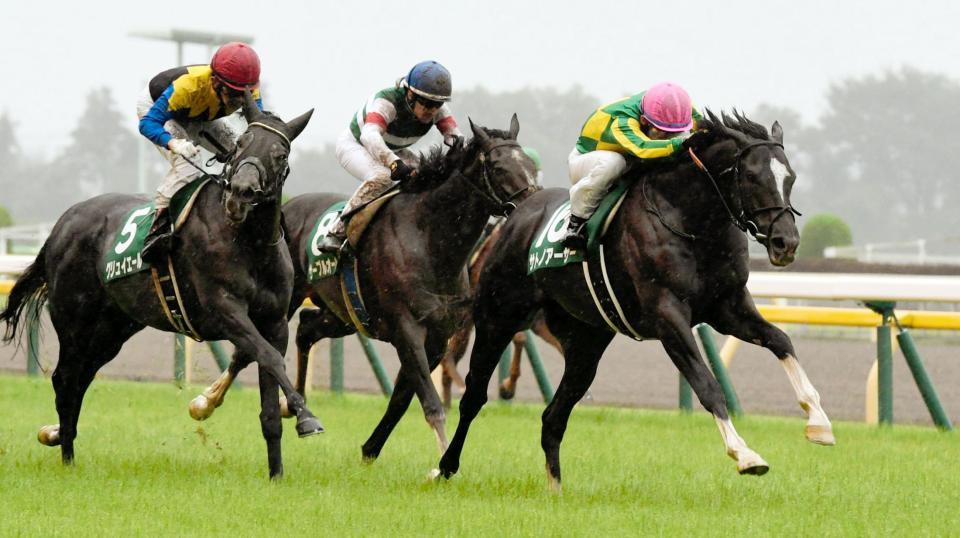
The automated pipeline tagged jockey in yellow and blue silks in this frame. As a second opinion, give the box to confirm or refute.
[136,41,263,262]
[562,82,702,250]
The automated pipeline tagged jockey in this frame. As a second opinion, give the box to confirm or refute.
[137,42,263,262]
[316,60,463,252]
[562,82,702,250]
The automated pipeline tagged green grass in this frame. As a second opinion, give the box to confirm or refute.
[0,374,957,536]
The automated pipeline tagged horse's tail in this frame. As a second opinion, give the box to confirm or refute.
[0,243,49,346]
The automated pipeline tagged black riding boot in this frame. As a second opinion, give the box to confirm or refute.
[141,207,172,265]
[561,214,589,251]
[317,220,347,253]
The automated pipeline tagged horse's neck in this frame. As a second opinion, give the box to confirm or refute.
[199,185,282,247]
[417,171,492,275]
[627,161,734,241]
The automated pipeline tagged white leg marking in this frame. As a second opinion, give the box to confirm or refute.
[189,369,235,421]
[782,355,835,445]
[715,417,768,475]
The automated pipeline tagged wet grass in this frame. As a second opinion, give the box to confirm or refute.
[0,374,957,536]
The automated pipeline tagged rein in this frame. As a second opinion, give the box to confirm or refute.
[687,141,800,242]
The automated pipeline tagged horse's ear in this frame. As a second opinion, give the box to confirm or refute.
[469,117,491,146]
[243,89,261,123]
[771,121,784,144]
[508,113,520,139]
[285,109,314,142]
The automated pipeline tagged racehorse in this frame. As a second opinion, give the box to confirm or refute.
[0,91,319,479]
[190,115,540,461]
[436,110,835,489]
[439,221,562,406]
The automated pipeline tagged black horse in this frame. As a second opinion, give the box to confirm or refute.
[436,111,835,489]
[189,115,540,461]
[0,91,319,479]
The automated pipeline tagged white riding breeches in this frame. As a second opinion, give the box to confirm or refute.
[136,87,240,209]
[335,129,394,218]
[567,148,628,219]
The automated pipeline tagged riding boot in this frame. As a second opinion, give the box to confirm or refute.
[142,207,172,265]
[561,214,589,251]
[317,218,347,253]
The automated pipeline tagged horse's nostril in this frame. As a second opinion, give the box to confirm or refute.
[772,237,786,251]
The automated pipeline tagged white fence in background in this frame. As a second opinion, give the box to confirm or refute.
[0,223,53,256]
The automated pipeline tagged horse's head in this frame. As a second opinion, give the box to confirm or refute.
[457,114,541,217]
[222,90,313,224]
[687,110,800,266]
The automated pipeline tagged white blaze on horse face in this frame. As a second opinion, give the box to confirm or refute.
[769,157,789,198]
[510,148,537,186]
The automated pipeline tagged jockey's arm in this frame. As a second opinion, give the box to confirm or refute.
[139,86,176,148]
[611,115,684,160]
[358,98,400,166]
[435,104,462,146]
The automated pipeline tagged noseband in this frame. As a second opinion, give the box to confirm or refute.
[468,139,540,216]
[690,141,800,242]
[220,121,291,203]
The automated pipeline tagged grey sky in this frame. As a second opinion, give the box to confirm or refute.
[5,0,960,158]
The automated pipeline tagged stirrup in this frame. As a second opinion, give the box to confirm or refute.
[317,232,346,253]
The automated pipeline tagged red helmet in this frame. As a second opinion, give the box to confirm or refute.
[210,42,260,90]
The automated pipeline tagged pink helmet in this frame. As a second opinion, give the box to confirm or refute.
[641,82,693,132]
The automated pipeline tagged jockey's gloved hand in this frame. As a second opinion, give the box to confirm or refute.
[390,159,414,182]
[168,139,200,159]
[444,134,464,149]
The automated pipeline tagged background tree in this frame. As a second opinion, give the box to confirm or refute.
[798,213,853,259]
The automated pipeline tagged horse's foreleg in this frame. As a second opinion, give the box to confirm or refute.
[394,321,448,456]
[709,291,834,445]
[361,369,417,461]
[256,367,284,479]
[657,295,768,475]
[189,352,250,420]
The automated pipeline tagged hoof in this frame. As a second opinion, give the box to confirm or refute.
[189,396,214,421]
[296,416,324,438]
[38,425,61,446]
[736,456,770,476]
[426,468,443,482]
[498,385,516,400]
[545,467,562,493]
[805,424,836,446]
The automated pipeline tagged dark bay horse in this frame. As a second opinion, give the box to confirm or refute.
[436,111,835,489]
[0,92,319,479]
[190,115,540,461]
[439,221,562,406]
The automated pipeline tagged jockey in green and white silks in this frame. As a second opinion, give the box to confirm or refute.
[562,82,702,250]
[317,60,463,252]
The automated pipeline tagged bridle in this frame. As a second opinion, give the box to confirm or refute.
[217,121,291,204]
[689,141,800,243]
[465,139,541,216]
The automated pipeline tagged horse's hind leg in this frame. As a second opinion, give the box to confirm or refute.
[47,307,142,464]
[285,305,354,416]
[538,303,613,491]
[498,332,525,400]
[708,290,834,445]
[657,294,768,475]
[361,367,417,461]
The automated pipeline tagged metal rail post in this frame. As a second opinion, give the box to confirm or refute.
[207,341,230,372]
[866,301,896,426]
[897,330,953,431]
[357,334,393,396]
[697,324,744,417]
[522,331,555,403]
[174,334,186,387]
[330,337,344,394]
[679,377,692,412]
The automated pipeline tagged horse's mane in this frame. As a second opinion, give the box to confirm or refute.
[401,127,514,193]
[623,108,771,179]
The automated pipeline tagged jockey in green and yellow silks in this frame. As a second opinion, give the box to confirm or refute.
[563,82,702,250]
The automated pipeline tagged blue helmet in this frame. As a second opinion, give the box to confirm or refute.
[404,61,452,102]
